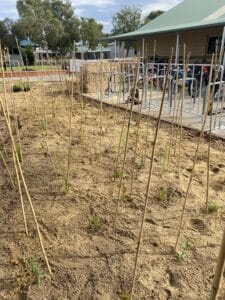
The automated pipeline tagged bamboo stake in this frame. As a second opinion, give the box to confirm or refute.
[177,44,186,177]
[64,41,75,193]
[206,43,220,211]
[113,59,140,229]
[130,49,173,299]
[174,53,215,251]
[210,226,225,300]
[143,41,157,164]
[0,149,15,188]
[12,149,28,235]
[0,46,52,274]
[129,81,145,197]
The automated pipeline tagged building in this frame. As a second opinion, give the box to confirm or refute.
[107,0,225,62]
[108,41,135,59]
[75,41,110,59]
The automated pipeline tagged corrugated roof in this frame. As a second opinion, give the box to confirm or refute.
[107,0,225,41]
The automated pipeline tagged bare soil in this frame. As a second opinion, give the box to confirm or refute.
[1,82,225,299]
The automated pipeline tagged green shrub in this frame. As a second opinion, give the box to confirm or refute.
[22,46,35,66]
[13,84,22,92]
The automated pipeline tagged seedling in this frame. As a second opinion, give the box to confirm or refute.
[16,144,23,163]
[161,144,169,173]
[90,215,102,231]
[120,294,130,300]
[39,119,46,131]
[95,152,101,161]
[159,187,167,201]
[26,257,45,284]
[121,193,132,202]
[137,157,145,170]
[207,201,219,214]
[114,168,123,179]
[177,241,192,262]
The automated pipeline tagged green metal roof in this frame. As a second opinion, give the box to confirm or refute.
[107,0,225,41]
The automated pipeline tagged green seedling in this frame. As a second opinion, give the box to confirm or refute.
[159,187,167,201]
[26,257,45,284]
[95,152,101,161]
[90,215,102,231]
[207,201,219,214]
[177,241,192,262]
[161,144,169,173]
[114,169,123,179]
[39,119,46,131]
[121,193,132,202]
[137,157,145,170]
[119,291,131,300]
[16,144,23,163]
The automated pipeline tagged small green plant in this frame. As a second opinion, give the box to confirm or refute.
[159,187,167,201]
[13,84,22,92]
[121,193,132,202]
[95,152,101,161]
[137,157,145,170]
[90,214,102,231]
[177,241,192,262]
[114,168,123,179]
[119,291,131,300]
[26,257,45,284]
[16,144,23,163]
[39,119,46,131]
[161,144,169,173]
[207,201,219,214]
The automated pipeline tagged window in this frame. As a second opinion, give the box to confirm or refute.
[207,36,222,54]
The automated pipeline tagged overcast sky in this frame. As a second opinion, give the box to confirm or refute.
[0,0,182,33]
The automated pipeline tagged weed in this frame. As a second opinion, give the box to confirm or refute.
[90,215,102,231]
[207,201,219,214]
[177,241,192,262]
[26,257,45,284]
[16,144,23,162]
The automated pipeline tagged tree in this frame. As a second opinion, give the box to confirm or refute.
[22,45,35,65]
[0,18,15,51]
[111,6,142,57]
[14,0,80,52]
[144,10,164,25]
[80,18,104,50]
